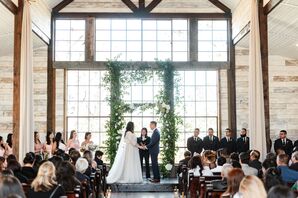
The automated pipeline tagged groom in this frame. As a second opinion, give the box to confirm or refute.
[145,121,160,183]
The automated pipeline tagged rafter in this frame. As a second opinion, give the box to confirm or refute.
[264,0,284,15]
[0,0,18,14]
[121,0,138,12]
[145,0,162,13]
[52,0,73,13]
[208,0,231,13]
[139,0,145,10]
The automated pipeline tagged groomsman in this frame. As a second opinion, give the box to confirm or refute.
[187,128,203,156]
[220,128,237,155]
[274,130,293,156]
[203,128,220,151]
[236,128,250,153]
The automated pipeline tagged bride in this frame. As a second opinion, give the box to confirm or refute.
[106,121,144,183]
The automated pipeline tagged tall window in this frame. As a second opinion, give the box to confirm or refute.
[55,20,86,61]
[95,19,188,61]
[198,20,227,61]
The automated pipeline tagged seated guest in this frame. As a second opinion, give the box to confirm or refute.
[0,156,6,171]
[187,128,203,156]
[222,168,245,197]
[267,185,296,198]
[75,157,90,182]
[211,164,232,190]
[49,156,63,171]
[33,154,43,172]
[230,152,239,162]
[289,151,298,171]
[203,128,219,151]
[266,152,276,160]
[21,152,36,180]
[57,161,81,192]
[236,128,250,153]
[67,130,80,151]
[220,128,237,155]
[81,132,94,152]
[0,175,26,198]
[274,130,293,157]
[94,150,104,167]
[239,152,258,176]
[263,167,283,191]
[262,158,277,176]
[211,156,226,173]
[202,150,216,174]
[83,150,97,177]
[238,175,267,198]
[188,155,204,176]
[231,160,242,169]
[249,150,262,176]
[276,153,298,183]
[218,148,229,159]
[177,151,191,175]
[28,161,65,198]
[7,160,28,184]
[69,150,81,166]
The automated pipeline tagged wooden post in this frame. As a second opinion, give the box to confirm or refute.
[85,17,95,62]
[13,0,24,158]
[189,18,198,62]
[259,0,270,152]
[47,14,56,132]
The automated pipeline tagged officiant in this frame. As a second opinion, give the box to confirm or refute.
[187,128,203,156]
[137,128,151,179]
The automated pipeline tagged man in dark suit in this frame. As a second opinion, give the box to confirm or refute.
[236,128,250,153]
[220,128,236,155]
[274,130,293,157]
[177,151,191,175]
[145,121,160,183]
[187,128,203,156]
[203,128,220,151]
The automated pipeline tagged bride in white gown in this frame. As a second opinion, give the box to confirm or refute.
[106,121,143,183]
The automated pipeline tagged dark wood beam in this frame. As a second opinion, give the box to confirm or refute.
[145,0,162,13]
[259,0,270,152]
[85,17,95,62]
[189,18,198,61]
[54,12,231,19]
[139,0,145,10]
[32,22,50,45]
[0,0,17,14]
[233,22,250,45]
[52,0,73,13]
[264,0,284,15]
[12,0,24,159]
[227,18,237,138]
[121,0,138,12]
[209,0,231,13]
[47,14,56,132]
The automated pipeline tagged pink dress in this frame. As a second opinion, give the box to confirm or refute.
[44,143,53,158]
[0,147,5,157]
[67,139,80,150]
[34,142,43,154]
[5,144,13,157]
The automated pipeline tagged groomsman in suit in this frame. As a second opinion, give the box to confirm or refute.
[274,130,293,157]
[187,128,203,156]
[220,128,237,155]
[145,121,161,183]
[203,128,220,151]
[236,128,250,153]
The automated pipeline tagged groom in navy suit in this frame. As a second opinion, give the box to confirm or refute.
[145,121,161,183]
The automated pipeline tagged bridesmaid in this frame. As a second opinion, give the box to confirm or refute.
[5,133,13,157]
[81,132,94,152]
[52,132,66,153]
[137,128,151,179]
[43,131,54,159]
[34,131,43,155]
[67,130,80,151]
[0,136,6,157]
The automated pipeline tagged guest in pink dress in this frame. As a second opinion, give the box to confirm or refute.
[0,136,6,157]
[67,130,80,151]
[43,131,54,159]
[34,131,43,155]
[5,133,13,157]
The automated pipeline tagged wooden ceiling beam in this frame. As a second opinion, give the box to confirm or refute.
[145,0,162,13]
[264,0,284,15]
[0,0,18,14]
[121,0,138,12]
[209,0,231,13]
[139,0,145,10]
[52,0,73,13]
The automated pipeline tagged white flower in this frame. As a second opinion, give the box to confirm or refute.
[165,164,173,171]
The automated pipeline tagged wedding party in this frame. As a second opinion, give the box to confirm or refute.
[1,0,298,197]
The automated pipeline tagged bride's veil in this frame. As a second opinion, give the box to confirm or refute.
[106,131,127,183]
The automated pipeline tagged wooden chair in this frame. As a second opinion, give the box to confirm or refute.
[205,184,225,198]
[22,184,31,197]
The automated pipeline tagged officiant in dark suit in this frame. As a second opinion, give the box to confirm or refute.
[236,128,250,153]
[203,128,220,151]
[145,121,160,183]
[137,128,151,179]
[187,128,203,156]
[274,130,293,156]
[220,128,237,155]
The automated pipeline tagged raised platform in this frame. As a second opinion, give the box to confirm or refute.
[109,178,178,192]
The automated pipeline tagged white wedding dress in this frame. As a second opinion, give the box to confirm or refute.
[106,131,143,183]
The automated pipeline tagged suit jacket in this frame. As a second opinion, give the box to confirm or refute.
[277,165,298,183]
[187,136,203,155]
[274,138,293,156]
[294,140,298,148]
[236,136,250,153]
[177,157,191,175]
[146,129,160,155]
[203,136,220,151]
[220,137,236,154]
[137,136,151,154]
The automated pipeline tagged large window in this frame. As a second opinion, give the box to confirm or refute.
[95,19,188,61]
[55,20,86,61]
[198,20,227,61]
[66,70,218,161]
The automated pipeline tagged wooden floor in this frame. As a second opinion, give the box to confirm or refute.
[111,192,173,198]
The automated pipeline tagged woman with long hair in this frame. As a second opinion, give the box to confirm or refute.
[34,131,43,155]
[56,161,80,192]
[188,155,204,176]
[137,128,151,179]
[222,168,245,197]
[80,132,94,152]
[0,175,26,198]
[0,136,6,157]
[238,175,267,198]
[29,161,65,198]
[67,130,80,151]
[5,133,13,157]
[52,132,66,154]
[43,131,54,159]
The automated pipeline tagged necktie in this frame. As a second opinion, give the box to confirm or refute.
[210,136,213,141]
[283,139,286,145]
[243,137,246,142]
[227,137,230,142]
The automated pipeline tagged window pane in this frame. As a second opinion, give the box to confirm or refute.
[173,41,187,51]
[111,20,126,30]
[213,52,227,61]
[127,20,141,30]
[96,19,111,29]
[111,31,126,40]
[207,86,217,101]
[70,52,85,61]
[157,41,171,51]
[127,52,141,61]
[157,31,171,40]
[56,41,70,51]
[198,41,212,52]
[71,41,84,51]
[143,42,156,51]
[173,30,188,40]
[111,41,126,51]
[157,20,171,30]
[55,52,70,61]
[143,20,156,30]
[207,102,217,116]
[96,52,110,61]
[198,21,212,30]
[198,52,212,61]
[78,86,89,101]
[68,86,78,101]
[127,41,141,51]
[185,86,195,101]
[127,31,141,40]
[89,86,100,101]
[71,31,85,41]
[56,20,70,30]
[172,52,187,61]
[96,41,110,51]
[173,20,188,30]
[143,31,156,40]
[198,31,212,40]
[213,20,227,30]
[96,30,110,40]
[71,20,85,30]
[89,102,100,116]
[67,70,78,85]
[68,102,78,116]
[56,30,70,40]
